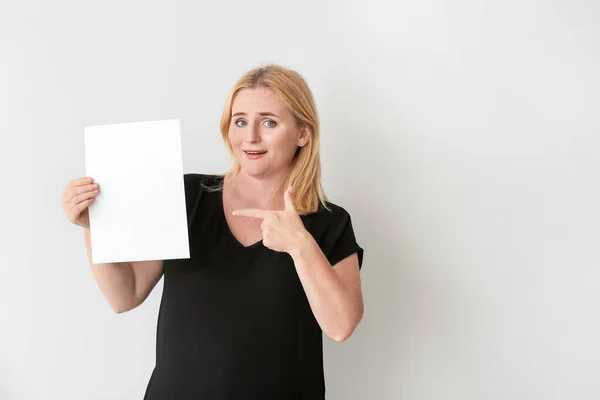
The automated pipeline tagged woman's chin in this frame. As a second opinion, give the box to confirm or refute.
[240,163,269,178]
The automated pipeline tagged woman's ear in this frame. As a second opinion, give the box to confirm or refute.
[297,126,311,148]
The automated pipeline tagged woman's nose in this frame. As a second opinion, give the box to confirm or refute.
[244,123,260,143]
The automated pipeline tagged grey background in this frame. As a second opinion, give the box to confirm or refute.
[1,0,599,399]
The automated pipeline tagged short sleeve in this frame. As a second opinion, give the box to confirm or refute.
[321,207,364,269]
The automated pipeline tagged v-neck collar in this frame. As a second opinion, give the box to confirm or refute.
[217,178,264,250]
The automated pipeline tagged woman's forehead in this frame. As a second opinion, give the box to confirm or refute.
[232,87,287,113]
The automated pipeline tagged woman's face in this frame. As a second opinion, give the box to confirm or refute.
[228,86,309,179]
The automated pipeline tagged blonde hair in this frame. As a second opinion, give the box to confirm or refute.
[219,64,328,215]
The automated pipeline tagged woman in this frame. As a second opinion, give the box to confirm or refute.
[61,64,364,399]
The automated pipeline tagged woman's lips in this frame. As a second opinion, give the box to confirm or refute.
[244,150,267,160]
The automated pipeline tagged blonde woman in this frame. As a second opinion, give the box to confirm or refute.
[61,64,364,399]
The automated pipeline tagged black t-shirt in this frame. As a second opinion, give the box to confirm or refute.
[143,173,364,400]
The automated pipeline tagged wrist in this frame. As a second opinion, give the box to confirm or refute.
[289,231,317,261]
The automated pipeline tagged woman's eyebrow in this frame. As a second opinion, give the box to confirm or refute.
[258,112,279,118]
[232,111,280,118]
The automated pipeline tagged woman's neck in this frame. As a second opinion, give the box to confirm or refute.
[227,169,287,210]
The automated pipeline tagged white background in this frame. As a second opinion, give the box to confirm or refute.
[1,0,598,399]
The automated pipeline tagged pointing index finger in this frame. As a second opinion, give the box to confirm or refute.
[232,209,269,219]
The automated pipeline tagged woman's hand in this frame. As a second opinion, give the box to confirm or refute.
[232,187,311,256]
[61,177,100,228]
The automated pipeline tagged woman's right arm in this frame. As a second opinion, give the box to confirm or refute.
[62,177,163,314]
[83,228,163,313]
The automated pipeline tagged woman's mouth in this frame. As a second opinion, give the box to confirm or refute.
[244,150,267,160]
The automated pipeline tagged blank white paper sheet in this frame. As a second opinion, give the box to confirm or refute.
[84,119,189,264]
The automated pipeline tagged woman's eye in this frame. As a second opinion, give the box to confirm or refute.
[235,119,247,127]
[264,120,277,128]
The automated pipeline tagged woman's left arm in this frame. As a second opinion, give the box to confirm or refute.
[232,186,363,342]
[291,236,363,342]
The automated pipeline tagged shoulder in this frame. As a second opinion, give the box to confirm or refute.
[181,173,224,206]
[183,173,224,187]
[302,200,356,240]
[304,200,352,225]
[183,173,224,194]
[180,173,224,222]
[303,200,364,268]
